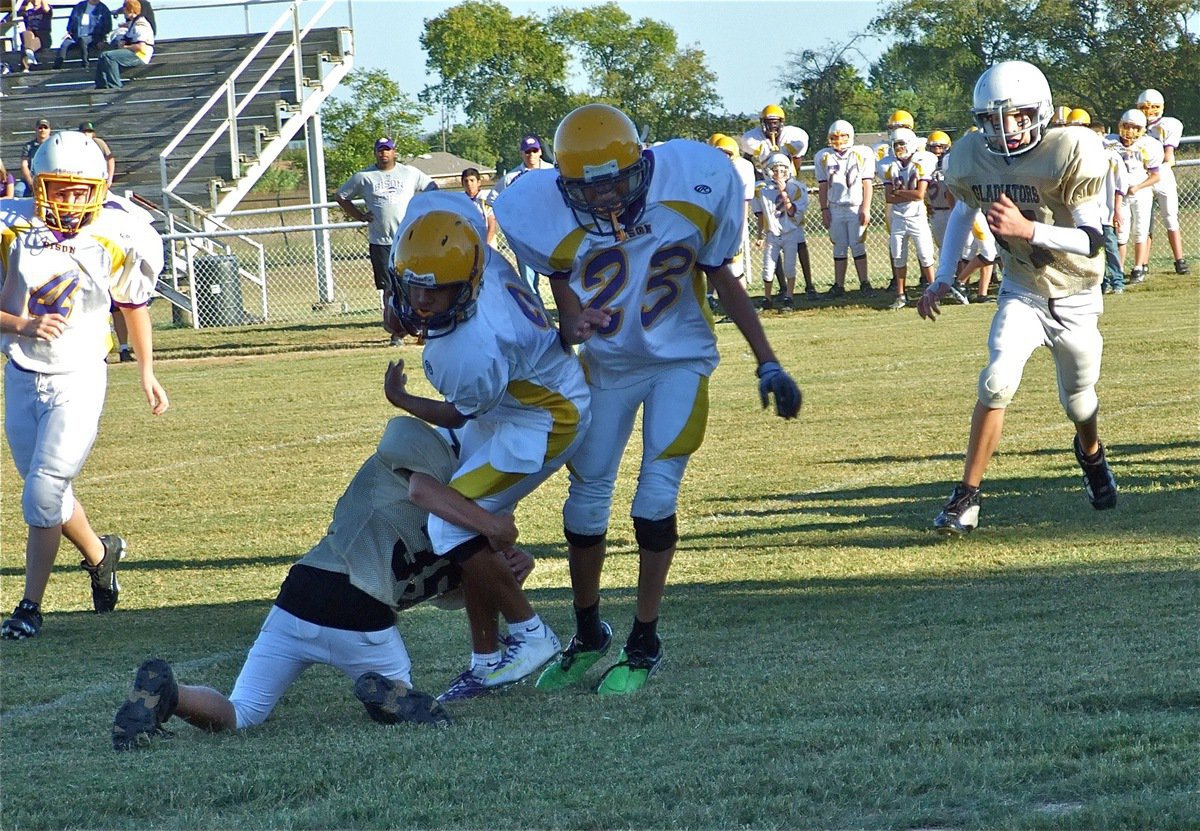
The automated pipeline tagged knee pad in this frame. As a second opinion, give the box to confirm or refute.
[633,514,677,554]
[564,527,606,549]
[977,361,1022,409]
[22,471,72,528]
[1061,388,1099,424]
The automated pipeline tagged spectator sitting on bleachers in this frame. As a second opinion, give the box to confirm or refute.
[53,0,113,70]
[18,0,53,72]
[1,159,15,197]
[94,0,152,89]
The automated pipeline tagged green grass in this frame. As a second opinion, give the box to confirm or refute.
[2,274,1198,830]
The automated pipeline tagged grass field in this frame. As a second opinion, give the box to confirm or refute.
[2,274,1198,830]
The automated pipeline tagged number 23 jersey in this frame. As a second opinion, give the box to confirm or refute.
[495,139,743,389]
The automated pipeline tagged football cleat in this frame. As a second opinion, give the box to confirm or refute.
[484,628,561,688]
[112,658,179,751]
[1,599,43,640]
[947,282,970,305]
[436,668,492,703]
[825,284,845,299]
[1175,259,1190,275]
[888,295,908,311]
[355,673,451,726]
[1128,266,1147,284]
[1073,436,1118,510]
[596,637,663,695]
[535,621,613,691]
[82,534,125,614]
[805,287,818,301]
[933,484,981,535]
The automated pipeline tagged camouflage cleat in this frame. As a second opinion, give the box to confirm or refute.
[113,658,178,751]
[355,672,451,726]
[596,636,663,696]
[535,621,613,691]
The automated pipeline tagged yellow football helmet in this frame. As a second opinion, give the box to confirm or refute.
[709,133,740,157]
[1066,108,1090,126]
[926,130,952,154]
[827,119,854,152]
[761,103,785,134]
[32,131,108,234]
[1136,88,1164,123]
[1118,109,1147,146]
[554,103,650,239]
[887,109,915,131]
[388,210,483,338]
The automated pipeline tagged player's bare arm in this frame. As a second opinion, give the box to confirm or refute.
[383,359,467,428]
[409,472,518,552]
[123,304,169,415]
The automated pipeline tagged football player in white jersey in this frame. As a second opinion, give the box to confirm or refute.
[881,128,938,309]
[1109,109,1162,284]
[707,134,757,296]
[1,131,169,640]
[741,103,810,175]
[382,193,591,701]
[111,417,536,748]
[813,120,876,297]
[755,153,810,309]
[494,103,801,695]
[1137,89,1189,274]
[917,61,1118,534]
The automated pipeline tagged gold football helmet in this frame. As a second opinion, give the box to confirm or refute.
[926,130,952,155]
[709,133,740,158]
[761,104,785,135]
[887,109,915,132]
[554,103,650,239]
[388,210,483,338]
[1066,108,1091,126]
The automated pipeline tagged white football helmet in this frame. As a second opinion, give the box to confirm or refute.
[971,60,1053,157]
[765,152,793,179]
[1136,88,1165,123]
[31,130,109,233]
[1118,109,1147,145]
[890,127,917,161]
[827,120,854,151]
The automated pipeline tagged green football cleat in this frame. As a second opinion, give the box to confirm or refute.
[596,636,663,696]
[535,622,612,691]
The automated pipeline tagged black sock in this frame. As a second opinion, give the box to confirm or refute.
[574,601,604,648]
[627,617,659,655]
[1080,442,1104,465]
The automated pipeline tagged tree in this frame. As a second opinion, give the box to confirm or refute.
[421,0,571,171]
[546,3,721,140]
[779,38,884,140]
[320,68,431,190]
[870,0,1200,136]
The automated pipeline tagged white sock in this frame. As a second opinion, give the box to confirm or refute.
[509,614,546,639]
[470,651,500,674]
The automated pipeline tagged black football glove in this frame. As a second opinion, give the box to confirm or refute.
[756,361,802,419]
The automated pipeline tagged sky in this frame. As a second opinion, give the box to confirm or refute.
[159,0,888,131]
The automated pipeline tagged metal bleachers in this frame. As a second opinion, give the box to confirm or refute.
[1,25,346,208]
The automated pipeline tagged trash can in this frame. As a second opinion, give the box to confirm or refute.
[193,255,245,327]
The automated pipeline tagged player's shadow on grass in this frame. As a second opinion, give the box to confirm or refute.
[154,319,390,358]
[834,438,1199,467]
[0,551,300,580]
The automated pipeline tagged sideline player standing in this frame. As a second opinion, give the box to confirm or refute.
[918,61,1117,534]
[1,131,169,639]
[383,192,591,701]
[1136,89,1189,275]
[1110,110,1162,285]
[112,416,528,749]
[494,103,801,694]
[814,120,876,297]
[881,127,938,309]
[742,104,810,175]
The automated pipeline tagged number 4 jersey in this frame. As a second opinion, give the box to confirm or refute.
[494,140,743,389]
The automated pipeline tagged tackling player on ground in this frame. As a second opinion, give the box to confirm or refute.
[1,130,168,640]
[494,103,801,694]
[112,416,532,749]
[917,60,1118,534]
[383,192,591,701]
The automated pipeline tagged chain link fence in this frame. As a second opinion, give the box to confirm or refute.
[160,158,1200,327]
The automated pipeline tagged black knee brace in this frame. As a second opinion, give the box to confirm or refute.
[633,514,677,553]
[564,527,606,549]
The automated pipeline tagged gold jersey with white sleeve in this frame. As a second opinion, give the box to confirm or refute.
[945,128,1106,298]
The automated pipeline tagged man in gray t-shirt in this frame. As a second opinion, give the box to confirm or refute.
[335,137,437,292]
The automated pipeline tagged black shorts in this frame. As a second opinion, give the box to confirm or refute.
[369,243,392,290]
